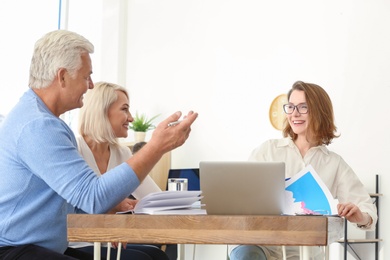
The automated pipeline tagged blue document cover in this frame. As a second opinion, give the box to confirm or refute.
[284,165,338,215]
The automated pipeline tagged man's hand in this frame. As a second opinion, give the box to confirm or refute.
[128,111,198,182]
[150,111,198,153]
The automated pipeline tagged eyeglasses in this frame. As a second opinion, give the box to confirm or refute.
[283,103,308,114]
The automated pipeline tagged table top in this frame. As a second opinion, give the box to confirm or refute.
[67,214,344,246]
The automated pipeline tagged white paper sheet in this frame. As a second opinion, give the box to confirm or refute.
[117,190,205,215]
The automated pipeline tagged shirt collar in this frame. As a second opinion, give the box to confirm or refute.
[277,137,330,155]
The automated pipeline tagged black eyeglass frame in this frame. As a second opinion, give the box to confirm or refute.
[282,104,309,114]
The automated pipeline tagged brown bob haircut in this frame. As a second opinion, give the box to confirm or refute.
[282,81,339,146]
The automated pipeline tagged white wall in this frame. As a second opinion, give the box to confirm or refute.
[119,1,388,259]
[0,0,58,114]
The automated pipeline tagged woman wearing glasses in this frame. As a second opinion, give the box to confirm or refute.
[229,81,377,260]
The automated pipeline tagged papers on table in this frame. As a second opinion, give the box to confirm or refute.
[284,165,339,216]
[117,190,206,215]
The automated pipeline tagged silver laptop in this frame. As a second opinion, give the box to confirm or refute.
[199,161,285,215]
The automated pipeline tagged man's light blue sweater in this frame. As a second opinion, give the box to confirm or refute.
[0,89,140,253]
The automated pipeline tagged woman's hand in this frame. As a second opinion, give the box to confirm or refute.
[108,198,138,214]
[107,199,136,248]
[110,242,127,250]
[337,202,370,225]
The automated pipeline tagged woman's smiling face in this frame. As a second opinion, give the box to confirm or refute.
[108,90,133,138]
[286,90,309,137]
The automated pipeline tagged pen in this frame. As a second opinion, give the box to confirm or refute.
[167,120,183,127]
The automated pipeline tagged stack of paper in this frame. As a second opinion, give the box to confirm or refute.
[118,190,206,215]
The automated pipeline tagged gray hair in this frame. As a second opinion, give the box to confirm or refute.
[78,81,129,144]
[29,30,94,89]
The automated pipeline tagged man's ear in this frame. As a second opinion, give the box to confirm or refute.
[57,68,67,86]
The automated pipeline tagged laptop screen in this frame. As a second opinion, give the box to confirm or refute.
[199,161,285,215]
[167,168,200,191]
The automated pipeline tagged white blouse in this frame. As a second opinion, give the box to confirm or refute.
[229,137,377,260]
[248,137,377,228]
[77,136,161,199]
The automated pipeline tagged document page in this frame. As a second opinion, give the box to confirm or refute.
[284,165,339,215]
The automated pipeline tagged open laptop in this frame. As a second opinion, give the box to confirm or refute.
[199,161,285,215]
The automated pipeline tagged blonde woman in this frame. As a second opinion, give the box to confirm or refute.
[74,81,168,260]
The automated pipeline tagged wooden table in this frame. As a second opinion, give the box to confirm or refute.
[67,214,344,260]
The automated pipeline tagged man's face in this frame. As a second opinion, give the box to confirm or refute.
[62,53,94,111]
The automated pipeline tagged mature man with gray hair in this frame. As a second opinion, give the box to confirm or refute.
[0,30,198,259]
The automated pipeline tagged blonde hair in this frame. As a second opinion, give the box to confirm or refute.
[282,81,339,146]
[78,81,129,144]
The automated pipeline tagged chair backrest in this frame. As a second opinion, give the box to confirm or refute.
[166,168,200,191]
